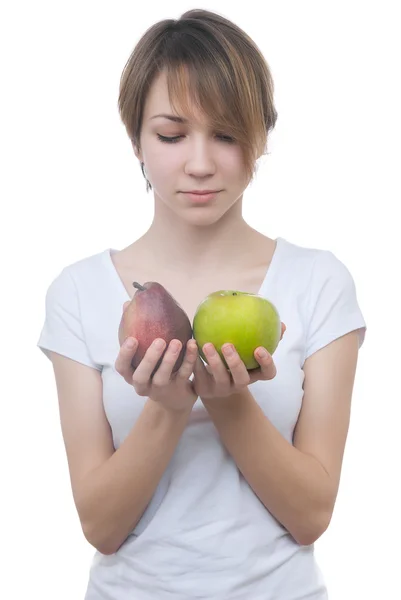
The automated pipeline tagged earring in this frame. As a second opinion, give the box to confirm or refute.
[140,162,151,192]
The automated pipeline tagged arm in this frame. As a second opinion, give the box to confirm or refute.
[79,398,191,555]
[50,351,192,556]
[201,330,361,546]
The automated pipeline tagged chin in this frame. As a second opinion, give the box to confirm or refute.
[180,208,227,227]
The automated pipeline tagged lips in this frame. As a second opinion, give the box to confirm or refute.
[185,190,219,194]
[182,191,220,203]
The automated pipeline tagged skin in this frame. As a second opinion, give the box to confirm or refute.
[130,69,271,277]
[114,68,361,546]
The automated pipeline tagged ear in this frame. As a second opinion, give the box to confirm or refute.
[131,140,142,162]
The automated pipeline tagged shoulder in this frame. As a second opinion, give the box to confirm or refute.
[64,248,110,281]
[278,236,339,264]
[38,249,111,370]
[45,248,109,295]
[41,248,112,327]
[275,238,366,359]
[277,237,356,286]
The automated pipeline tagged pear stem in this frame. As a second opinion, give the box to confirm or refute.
[133,282,146,291]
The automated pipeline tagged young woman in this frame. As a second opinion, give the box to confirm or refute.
[37,9,366,600]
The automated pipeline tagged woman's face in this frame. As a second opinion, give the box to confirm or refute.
[134,70,251,226]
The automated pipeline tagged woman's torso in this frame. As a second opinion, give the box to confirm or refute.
[82,235,328,599]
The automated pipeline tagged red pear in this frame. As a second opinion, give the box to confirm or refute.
[118,282,193,375]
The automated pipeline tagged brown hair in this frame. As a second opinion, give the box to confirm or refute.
[118,9,278,192]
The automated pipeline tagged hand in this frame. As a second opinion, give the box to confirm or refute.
[115,335,199,412]
[193,323,286,400]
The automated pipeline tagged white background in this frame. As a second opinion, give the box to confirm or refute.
[2,1,400,598]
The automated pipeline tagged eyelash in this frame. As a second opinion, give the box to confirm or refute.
[157,134,235,144]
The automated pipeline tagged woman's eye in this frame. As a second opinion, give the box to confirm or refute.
[216,134,235,143]
[156,133,235,144]
[157,134,182,143]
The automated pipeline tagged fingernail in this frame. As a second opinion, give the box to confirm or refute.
[257,348,268,358]
[154,339,165,350]
[204,344,216,356]
[170,340,181,352]
[223,344,234,356]
[124,337,135,349]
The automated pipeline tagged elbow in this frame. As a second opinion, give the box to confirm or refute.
[85,532,118,556]
[291,510,332,546]
[95,541,118,556]
[82,522,119,556]
[94,544,117,556]
[78,504,125,556]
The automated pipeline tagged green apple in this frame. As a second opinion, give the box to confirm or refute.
[193,290,282,370]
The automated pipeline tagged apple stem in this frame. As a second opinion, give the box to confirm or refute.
[232,292,238,296]
[133,282,146,291]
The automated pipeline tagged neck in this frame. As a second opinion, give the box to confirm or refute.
[136,194,257,272]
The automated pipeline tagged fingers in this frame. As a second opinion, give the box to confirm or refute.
[176,339,199,380]
[116,334,198,395]
[194,354,208,378]
[114,337,139,385]
[281,322,286,340]
[132,338,167,393]
[220,344,251,388]
[192,354,212,397]
[203,343,232,394]
[151,339,183,386]
[253,347,277,380]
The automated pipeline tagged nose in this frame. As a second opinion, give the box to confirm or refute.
[184,136,217,178]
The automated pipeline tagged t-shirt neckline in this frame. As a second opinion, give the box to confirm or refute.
[103,236,285,302]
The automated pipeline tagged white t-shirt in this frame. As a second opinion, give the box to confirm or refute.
[37,236,366,600]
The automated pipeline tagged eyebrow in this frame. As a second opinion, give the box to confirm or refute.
[150,114,188,123]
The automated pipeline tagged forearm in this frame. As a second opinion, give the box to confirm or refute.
[78,399,191,555]
[202,390,333,545]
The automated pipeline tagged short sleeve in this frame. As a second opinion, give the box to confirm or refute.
[37,267,102,371]
[304,250,367,361]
